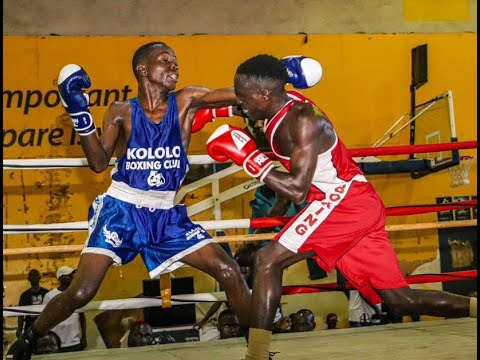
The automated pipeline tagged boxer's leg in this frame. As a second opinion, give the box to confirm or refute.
[181,242,252,327]
[10,253,113,360]
[244,242,314,360]
[33,253,113,334]
[377,288,473,318]
[338,225,476,319]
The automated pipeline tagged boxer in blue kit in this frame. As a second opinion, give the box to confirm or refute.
[10,42,251,359]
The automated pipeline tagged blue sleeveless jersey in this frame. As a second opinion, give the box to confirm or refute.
[83,93,214,278]
[111,93,189,192]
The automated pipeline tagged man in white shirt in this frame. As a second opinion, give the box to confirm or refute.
[42,266,86,352]
[348,290,377,327]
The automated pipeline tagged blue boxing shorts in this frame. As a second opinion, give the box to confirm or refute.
[82,193,214,278]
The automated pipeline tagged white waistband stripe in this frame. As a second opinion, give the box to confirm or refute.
[106,181,176,209]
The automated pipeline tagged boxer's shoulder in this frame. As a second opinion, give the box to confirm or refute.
[103,101,132,128]
[107,100,132,114]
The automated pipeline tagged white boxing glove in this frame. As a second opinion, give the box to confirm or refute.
[282,56,323,89]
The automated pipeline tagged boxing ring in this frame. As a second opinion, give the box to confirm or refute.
[25,318,475,360]
[3,140,478,359]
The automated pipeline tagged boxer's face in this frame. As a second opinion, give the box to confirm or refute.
[234,74,267,120]
[140,46,179,91]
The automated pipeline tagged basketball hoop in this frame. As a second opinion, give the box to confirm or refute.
[448,156,474,187]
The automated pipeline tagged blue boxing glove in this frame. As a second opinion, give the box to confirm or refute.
[281,56,323,89]
[58,64,96,136]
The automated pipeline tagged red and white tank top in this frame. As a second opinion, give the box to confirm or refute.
[264,90,367,202]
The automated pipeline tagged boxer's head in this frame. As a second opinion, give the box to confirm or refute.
[132,42,179,91]
[234,54,288,121]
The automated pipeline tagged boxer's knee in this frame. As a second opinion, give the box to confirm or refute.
[254,247,281,273]
[379,288,417,315]
[215,259,243,284]
[67,282,99,308]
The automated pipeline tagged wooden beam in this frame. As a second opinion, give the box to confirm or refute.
[3,219,476,256]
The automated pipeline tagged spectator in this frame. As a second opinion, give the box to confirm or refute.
[291,309,316,332]
[380,303,403,324]
[348,289,403,326]
[348,290,376,327]
[325,313,338,330]
[33,332,61,355]
[7,331,61,359]
[16,269,49,339]
[42,266,86,352]
[234,243,259,288]
[272,317,292,333]
[217,309,241,340]
[409,314,421,322]
[126,320,155,348]
[94,308,144,348]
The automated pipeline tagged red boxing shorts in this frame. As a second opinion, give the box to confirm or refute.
[275,179,408,301]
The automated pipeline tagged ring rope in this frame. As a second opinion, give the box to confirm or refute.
[3,201,476,235]
[3,270,476,317]
[281,270,478,295]
[3,219,477,256]
[3,141,476,170]
[348,140,477,157]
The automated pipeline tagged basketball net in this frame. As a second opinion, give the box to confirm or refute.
[448,156,474,187]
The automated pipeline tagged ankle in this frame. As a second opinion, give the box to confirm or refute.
[470,297,477,318]
[245,328,272,360]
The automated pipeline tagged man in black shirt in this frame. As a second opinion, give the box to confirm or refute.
[16,269,49,338]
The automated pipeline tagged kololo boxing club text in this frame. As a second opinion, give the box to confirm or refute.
[125,146,182,170]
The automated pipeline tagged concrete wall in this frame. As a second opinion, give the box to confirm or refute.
[4,0,477,35]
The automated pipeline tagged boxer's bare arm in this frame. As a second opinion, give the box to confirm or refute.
[176,86,242,148]
[263,108,335,204]
[80,102,126,173]
[178,86,240,124]
[190,86,237,109]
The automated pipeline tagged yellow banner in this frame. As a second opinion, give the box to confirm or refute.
[3,34,476,159]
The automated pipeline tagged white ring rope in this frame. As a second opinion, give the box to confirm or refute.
[4,219,477,235]
[3,219,251,234]
[3,292,228,317]
[3,155,219,169]
[2,152,405,170]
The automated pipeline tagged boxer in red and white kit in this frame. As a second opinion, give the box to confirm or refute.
[205,54,477,360]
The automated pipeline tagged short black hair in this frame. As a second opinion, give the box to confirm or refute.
[28,269,40,277]
[132,42,168,78]
[33,331,61,354]
[218,309,238,321]
[44,331,61,345]
[236,54,288,85]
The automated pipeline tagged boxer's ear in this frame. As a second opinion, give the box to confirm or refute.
[136,64,147,77]
[259,89,270,101]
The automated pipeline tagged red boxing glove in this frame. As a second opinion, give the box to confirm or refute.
[191,106,233,133]
[207,124,274,182]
